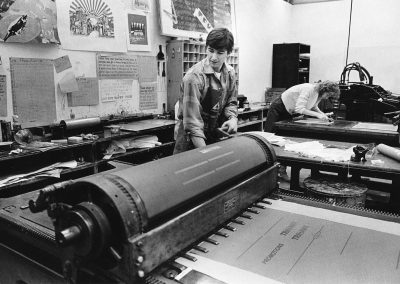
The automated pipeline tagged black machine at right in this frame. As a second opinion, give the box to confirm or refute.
[338,62,400,122]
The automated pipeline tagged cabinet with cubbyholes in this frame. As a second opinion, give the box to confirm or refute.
[166,39,239,114]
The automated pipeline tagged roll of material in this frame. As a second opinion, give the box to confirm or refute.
[60,117,101,130]
[376,144,400,162]
[67,136,83,144]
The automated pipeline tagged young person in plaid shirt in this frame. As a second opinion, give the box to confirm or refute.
[173,28,238,154]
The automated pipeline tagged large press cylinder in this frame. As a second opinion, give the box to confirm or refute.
[56,132,277,257]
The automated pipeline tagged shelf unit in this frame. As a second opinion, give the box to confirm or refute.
[166,39,239,112]
[0,119,176,197]
[237,104,269,132]
[272,43,310,89]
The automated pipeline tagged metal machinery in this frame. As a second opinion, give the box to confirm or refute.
[3,132,400,283]
[339,62,400,121]
[0,132,279,283]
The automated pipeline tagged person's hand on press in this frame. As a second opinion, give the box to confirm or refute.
[324,112,335,122]
[221,117,238,134]
[316,113,330,121]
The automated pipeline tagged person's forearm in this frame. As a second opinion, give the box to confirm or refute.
[191,136,206,148]
[311,106,323,114]
[302,109,322,118]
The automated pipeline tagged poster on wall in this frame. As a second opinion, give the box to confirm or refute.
[158,0,236,40]
[68,77,99,107]
[57,0,127,52]
[0,0,60,44]
[127,10,150,51]
[132,0,150,12]
[10,58,57,128]
[139,82,157,110]
[0,75,6,117]
[100,79,133,102]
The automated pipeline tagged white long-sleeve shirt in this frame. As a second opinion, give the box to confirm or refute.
[281,83,321,115]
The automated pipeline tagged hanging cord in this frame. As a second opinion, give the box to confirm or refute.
[345,0,353,66]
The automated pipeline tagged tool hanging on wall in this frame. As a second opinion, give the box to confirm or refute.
[162,62,166,77]
[157,45,165,60]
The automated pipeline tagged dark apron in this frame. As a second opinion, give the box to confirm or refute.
[174,83,223,154]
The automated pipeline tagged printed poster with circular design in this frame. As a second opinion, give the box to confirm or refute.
[57,0,127,52]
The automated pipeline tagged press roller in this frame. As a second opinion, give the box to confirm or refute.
[25,132,278,283]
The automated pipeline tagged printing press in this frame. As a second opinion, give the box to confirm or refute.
[339,62,400,122]
[1,132,400,284]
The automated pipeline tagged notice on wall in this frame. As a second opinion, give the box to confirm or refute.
[68,77,99,106]
[10,58,56,127]
[59,71,79,93]
[0,75,6,116]
[139,82,157,110]
[138,56,157,82]
[54,55,72,73]
[100,79,133,102]
[96,54,139,80]
[132,0,150,12]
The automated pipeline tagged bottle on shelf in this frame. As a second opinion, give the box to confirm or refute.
[243,98,250,111]
[12,115,21,132]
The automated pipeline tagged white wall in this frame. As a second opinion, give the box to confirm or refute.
[290,0,400,93]
[346,0,400,92]
[236,0,400,105]
[0,0,170,125]
[289,0,349,83]
[235,0,293,102]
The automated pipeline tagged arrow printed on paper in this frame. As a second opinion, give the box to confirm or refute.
[193,8,213,33]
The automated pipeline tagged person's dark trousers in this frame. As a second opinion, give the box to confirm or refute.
[264,96,291,132]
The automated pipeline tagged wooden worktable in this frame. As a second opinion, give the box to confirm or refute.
[272,136,400,206]
[274,120,399,146]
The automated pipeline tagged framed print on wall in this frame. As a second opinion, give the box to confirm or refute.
[127,10,151,51]
[158,0,236,40]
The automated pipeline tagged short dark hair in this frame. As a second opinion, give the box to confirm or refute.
[317,80,340,99]
[206,28,234,54]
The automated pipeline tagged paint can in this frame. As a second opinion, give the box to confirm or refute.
[303,175,368,207]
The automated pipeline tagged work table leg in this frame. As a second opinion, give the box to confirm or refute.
[290,166,301,192]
